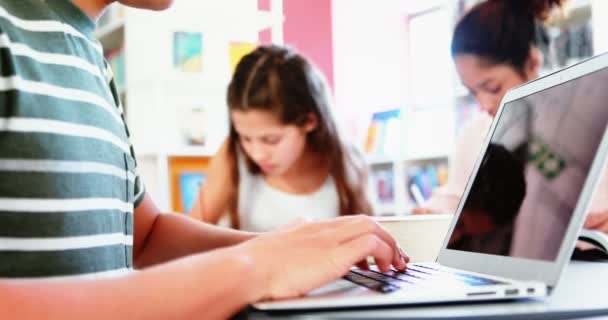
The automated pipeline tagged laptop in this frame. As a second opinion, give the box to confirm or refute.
[254,52,608,311]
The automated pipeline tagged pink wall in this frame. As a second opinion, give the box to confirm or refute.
[256,0,335,88]
[282,0,334,89]
[257,0,273,44]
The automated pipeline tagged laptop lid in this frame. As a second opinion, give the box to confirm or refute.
[437,53,608,288]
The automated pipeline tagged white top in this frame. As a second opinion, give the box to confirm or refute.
[425,112,494,214]
[426,112,608,215]
[237,151,339,232]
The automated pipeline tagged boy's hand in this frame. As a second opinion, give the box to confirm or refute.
[235,215,409,301]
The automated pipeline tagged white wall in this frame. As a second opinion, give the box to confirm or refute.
[332,0,410,146]
[332,0,455,158]
[592,0,608,55]
[125,1,266,154]
[122,0,280,210]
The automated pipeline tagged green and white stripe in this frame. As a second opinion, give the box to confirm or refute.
[0,4,103,53]
[0,33,105,80]
[0,0,143,279]
[0,159,137,183]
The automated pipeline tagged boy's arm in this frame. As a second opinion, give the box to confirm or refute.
[1,247,260,320]
[190,139,238,224]
[133,194,256,268]
[1,216,408,320]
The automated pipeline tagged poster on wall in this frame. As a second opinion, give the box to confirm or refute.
[173,31,203,73]
[229,42,256,73]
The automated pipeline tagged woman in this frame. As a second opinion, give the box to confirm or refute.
[416,0,608,235]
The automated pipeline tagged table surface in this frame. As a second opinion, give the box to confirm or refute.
[242,261,608,320]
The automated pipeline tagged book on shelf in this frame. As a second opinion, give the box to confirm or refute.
[371,168,394,204]
[407,164,449,204]
[169,157,210,214]
[364,109,401,158]
[178,172,207,214]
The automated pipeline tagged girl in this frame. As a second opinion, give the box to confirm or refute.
[190,45,373,231]
[416,0,608,235]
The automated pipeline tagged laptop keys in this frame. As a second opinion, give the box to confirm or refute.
[352,269,418,287]
[343,271,399,293]
[343,265,508,293]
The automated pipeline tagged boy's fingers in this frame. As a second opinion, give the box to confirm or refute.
[335,234,394,273]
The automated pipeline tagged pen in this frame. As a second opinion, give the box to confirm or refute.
[410,183,426,207]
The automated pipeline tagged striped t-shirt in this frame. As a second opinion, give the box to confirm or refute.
[0,0,144,279]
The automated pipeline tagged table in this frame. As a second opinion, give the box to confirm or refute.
[241,261,608,320]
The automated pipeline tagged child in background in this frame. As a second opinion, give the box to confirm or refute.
[190,45,373,231]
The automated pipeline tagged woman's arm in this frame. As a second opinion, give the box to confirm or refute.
[415,114,492,214]
[189,139,236,224]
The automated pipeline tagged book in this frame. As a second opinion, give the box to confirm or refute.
[178,172,207,214]
[407,164,448,203]
[375,214,453,262]
[169,156,210,213]
[372,169,394,203]
[364,109,401,156]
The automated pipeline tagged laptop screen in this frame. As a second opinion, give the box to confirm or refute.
[448,67,608,261]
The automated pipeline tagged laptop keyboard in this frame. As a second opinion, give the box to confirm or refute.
[343,264,507,293]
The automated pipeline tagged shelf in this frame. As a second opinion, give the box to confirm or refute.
[366,153,449,165]
[94,18,125,52]
[165,146,216,158]
[366,154,398,165]
[404,152,449,162]
[134,150,159,159]
[375,203,397,216]
[134,146,216,159]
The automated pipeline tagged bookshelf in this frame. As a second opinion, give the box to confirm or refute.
[365,0,603,216]
[361,2,457,216]
[95,1,285,213]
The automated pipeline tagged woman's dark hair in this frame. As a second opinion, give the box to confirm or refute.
[451,0,566,74]
[225,45,373,228]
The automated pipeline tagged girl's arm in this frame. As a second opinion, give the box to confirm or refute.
[189,139,236,224]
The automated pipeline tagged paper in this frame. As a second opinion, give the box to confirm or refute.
[375,214,453,262]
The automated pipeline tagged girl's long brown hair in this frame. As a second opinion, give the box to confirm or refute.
[226,45,373,229]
